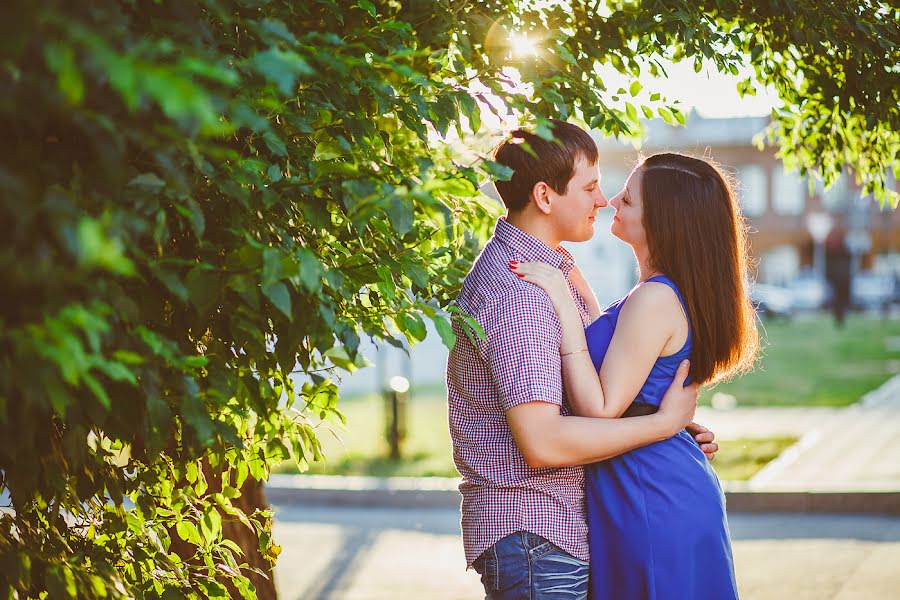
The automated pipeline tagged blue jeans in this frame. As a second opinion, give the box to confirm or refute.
[472,531,589,599]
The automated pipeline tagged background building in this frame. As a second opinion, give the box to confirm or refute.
[596,113,900,290]
[333,115,900,396]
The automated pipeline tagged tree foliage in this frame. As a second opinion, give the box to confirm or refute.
[1,0,897,598]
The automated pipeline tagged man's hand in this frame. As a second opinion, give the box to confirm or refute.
[656,360,699,436]
[686,422,719,462]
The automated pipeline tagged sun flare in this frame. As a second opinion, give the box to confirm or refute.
[510,33,538,57]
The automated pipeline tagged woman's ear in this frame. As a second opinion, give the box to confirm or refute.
[531,181,553,215]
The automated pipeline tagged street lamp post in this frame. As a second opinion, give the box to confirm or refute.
[384,375,409,460]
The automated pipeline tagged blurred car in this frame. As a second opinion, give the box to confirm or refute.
[750,283,794,320]
[788,272,831,311]
[852,272,897,310]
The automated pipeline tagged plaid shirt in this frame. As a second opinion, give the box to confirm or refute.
[447,217,591,568]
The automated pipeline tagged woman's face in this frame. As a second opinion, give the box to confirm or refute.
[609,165,647,249]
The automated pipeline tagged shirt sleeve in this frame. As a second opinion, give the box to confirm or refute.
[481,285,564,411]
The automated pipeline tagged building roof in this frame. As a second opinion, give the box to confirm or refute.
[594,111,772,151]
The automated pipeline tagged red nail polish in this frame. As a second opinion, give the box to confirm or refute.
[517,273,524,278]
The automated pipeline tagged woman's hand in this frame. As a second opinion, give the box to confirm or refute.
[657,360,700,435]
[509,261,573,311]
[510,261,587,355]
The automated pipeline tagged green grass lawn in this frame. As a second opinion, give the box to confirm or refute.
[707,313,900,407]
[275,313,897,479]
[275,394,798,482]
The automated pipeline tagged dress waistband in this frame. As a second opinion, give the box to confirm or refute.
[621,402,659,418]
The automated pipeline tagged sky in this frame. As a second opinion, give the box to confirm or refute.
[506,29,781,120]
[613,59,781,119]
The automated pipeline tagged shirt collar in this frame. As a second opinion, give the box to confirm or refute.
[494,217,576,275]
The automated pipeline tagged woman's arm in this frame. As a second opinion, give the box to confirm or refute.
[596,284,683,416]
[511,262,681,418]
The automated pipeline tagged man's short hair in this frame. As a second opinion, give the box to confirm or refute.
[493,119,599,212]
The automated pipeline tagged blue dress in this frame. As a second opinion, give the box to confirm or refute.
[584,275,738,599]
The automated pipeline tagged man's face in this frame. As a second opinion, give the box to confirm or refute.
[549,157,607,242]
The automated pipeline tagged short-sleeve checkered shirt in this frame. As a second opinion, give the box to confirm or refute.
[447,217,591,568]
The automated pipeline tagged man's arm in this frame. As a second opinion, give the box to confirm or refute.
[507,360,699,468]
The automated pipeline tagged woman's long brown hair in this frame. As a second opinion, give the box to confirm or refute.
[640,153,760,385]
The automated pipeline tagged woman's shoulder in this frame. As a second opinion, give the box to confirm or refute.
[620,278,685,323]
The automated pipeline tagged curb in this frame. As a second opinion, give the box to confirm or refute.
[265,475,900,515]
[724,490,900,515]
[266,474,460,508]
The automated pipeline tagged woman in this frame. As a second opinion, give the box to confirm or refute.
[510,152,759,599]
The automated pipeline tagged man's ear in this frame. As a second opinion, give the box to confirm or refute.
[531,181,553,215]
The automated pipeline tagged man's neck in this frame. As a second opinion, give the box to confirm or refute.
[505,211,561,250]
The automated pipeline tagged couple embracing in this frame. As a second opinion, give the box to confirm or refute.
[446,120,759,599]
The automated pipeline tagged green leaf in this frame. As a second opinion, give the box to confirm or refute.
[433,314,456,350]
[484,160,514,181]
[128,173,166,191]
[44,43,84,105]
[199,580,229,598]
[629,80,642,96]
[46,565,77,600]
[625,102,637,122]
[235,461,249,489]
[357,0,377,17]
[179,198,205,239]
[259,18,298,45]
[324,345,359,372]
[182,393,214,444]
[384,198,414,235]
[556,45,579,67]
[314,140,343,161]
[185,266,220,311]
[176,520,201,545]
[262,248,284,287]
[263,131,288,157]
[253,47,314,96]
[263,282,292,319]
[448,306,485,341]
[150,265,189,302]
[83,374,111,409]
[641,105,654,119]
[658,106,677,125]
[297,249,324,293]
[398,312,427,343]
[200,506,222,545]
[77,218,136,276]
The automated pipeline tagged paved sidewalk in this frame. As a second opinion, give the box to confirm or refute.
[272,503,900,600]
[744,374,900,491]
[684,374,900,491]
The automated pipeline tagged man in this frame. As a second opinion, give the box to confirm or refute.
[446,119,718,599]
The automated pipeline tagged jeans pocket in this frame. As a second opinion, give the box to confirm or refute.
[529,540,557,561]
[473,546,499,595]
